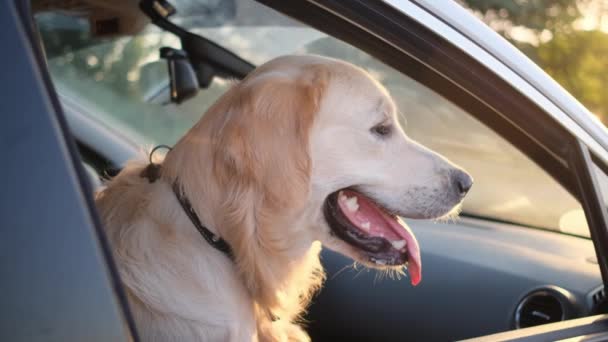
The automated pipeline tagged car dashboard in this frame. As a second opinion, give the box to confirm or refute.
[306,217,602,341]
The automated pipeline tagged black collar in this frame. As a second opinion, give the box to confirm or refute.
[140,163,234,260]
[171,182,234,260]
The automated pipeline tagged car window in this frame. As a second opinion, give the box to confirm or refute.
[35,0,589,237]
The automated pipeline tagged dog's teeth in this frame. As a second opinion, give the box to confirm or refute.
[375,259,387,266]
[361,221,371,230]
[339,191,346,202]
[391,240,406,250]
[345,196,359,212]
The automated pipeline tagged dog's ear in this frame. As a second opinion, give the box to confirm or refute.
[211,66,328,311]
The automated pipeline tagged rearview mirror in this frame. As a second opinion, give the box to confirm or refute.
[160,47,199,104]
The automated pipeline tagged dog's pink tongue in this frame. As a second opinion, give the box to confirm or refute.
[339,190,422,286]
[391,217,422,286]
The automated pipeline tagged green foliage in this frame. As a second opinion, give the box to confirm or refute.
[536,30,608,119]
[461,0,586,37]
[462,0,608,121]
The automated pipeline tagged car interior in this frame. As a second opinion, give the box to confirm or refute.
[28,0,608,340]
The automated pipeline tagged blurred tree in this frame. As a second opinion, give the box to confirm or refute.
[461,0,608,122]
[536,29,608,119]
[460,0,587,39]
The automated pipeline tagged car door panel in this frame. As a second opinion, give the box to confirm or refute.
[0,1,136,341]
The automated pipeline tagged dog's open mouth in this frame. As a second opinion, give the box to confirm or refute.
[324,189,422,286]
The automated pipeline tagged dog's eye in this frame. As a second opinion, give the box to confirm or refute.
[371,123,392,137]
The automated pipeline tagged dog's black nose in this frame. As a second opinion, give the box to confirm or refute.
[452,169,473,196]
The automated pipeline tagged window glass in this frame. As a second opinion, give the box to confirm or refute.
[35,0,589,237]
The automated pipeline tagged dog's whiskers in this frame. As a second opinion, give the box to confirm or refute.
[353,266,368,280]
[331,262,358,280]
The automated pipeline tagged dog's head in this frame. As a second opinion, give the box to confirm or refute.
[168,55,471,292]
[306,58,472,286]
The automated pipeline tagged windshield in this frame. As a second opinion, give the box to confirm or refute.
[36,0,589,238]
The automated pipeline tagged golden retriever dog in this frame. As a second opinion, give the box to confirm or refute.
[96,55,472,341]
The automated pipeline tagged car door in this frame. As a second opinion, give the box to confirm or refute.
[0,1,136,341]
[255,0,608,340]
